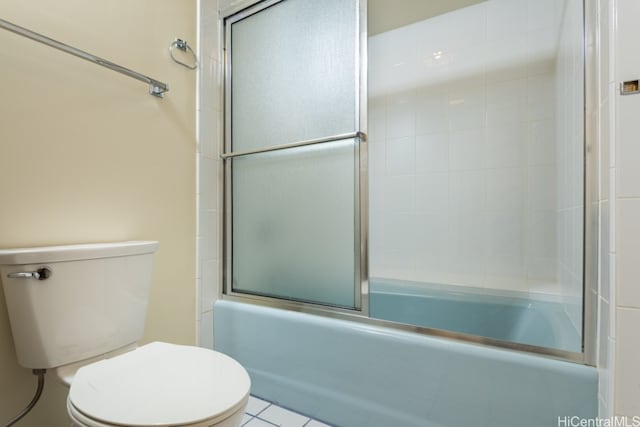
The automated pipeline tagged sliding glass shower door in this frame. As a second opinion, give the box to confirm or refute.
[223,0,366,309]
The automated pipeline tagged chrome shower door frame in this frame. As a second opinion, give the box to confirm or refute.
[221,0,369,314]
[217,0,598,366]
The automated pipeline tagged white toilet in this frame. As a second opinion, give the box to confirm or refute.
[0,241,250,427]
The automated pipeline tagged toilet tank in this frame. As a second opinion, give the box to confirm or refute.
[0,241,159,369]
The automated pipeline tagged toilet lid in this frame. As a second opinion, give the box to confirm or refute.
[68,342,251,427]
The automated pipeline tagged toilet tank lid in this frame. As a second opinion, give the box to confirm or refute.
[69,342,251,427]
[0,241,159,265]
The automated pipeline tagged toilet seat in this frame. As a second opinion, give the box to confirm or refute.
[67,342,250,427]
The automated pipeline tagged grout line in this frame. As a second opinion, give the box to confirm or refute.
[253,416,280,427]
[251,397,331,426]
[254,403,272,418]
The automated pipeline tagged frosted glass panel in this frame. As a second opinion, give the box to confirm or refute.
[231,0,357,152]
[232,140,356,308]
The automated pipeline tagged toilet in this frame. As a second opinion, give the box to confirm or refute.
[0,241,250,427]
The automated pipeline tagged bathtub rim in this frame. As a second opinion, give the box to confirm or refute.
[368,277,582,353]
[221,292,589,365]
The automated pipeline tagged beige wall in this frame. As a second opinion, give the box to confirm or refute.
[0,1,196,425]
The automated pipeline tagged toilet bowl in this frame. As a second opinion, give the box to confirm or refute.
[0,241,250,427]
[64,342,250,427]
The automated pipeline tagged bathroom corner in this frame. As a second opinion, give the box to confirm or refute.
[195,0,224,352]
[0,1,197,425]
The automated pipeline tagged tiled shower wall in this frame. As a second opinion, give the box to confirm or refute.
[196,0,253,349]
[605,0,640,418]
[368,0,571,295]
[196,0,223,349]
[595,0,614,416]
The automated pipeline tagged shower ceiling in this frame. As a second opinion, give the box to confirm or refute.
[368,0,486,35]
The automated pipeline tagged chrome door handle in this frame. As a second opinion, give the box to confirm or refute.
[7,267,52,280]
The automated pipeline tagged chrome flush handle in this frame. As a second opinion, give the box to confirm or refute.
[7,267,52,280]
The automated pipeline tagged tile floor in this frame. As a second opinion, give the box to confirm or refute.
[242,395,333,427]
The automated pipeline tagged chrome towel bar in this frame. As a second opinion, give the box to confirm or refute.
[0,18,169,97]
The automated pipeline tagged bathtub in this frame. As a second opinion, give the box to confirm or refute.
[369,278,582,352]
[214,299,597,427]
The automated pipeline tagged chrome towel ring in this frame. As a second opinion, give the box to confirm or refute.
[169,38,198,70]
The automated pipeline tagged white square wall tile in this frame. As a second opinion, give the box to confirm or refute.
[485,121,524,169]
[200,259,218,313]
[527,166,556,210]
[526,0,561,32]
[484,213,523,257]
[368,99,387,143]
[198,209,217,241]
[414,88,448,135]
[616,0,640,80]
[199,56,220,111]
[526,119,555,166]
[386,136,415,176]
[484,168,524,215]
[386,93,416,139]
[200,0,217,22]
[486,0,526,41]
[415,133,448,172]
[484,36,527,84]
[414,213,449,254]
[449,129,485,171]
[200,13,220,61]
[198,311,214,350]
[608,84,616,168]
[199,107,220,159]
[414,173,448,215]
[616,95,640,197]
[378,212,418,252]
[615,199,640,307]
[526,73,555,121]
[375,176,415,213]
[614,307,640,416]
[197,155,219,211]
[198,210,219,261]
[197,236,215,266]
[600,201,611,299]
[598,338,615,419]
[486,78,526,110]
[449,170,484,214]
[444,2,486,51]
[609,188,616,252]
[195,277,202,323]
[598,297,610,368]
[448,214,486,260]
[447,80,486,132]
